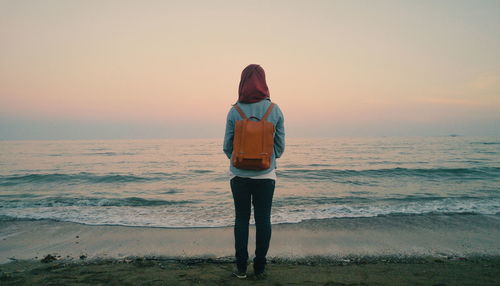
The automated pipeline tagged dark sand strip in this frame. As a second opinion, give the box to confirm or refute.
[1,256,499,285]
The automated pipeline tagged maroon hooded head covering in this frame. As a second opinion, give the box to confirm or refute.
[238,64,270,103]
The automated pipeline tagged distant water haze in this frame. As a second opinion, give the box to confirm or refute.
[1,0,500,139]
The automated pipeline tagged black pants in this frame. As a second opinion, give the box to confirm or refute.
[230,176,275,272]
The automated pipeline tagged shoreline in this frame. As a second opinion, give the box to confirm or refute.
[1,213,499,264]
[1,210,498,229]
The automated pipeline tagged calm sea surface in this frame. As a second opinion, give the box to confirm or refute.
[0,137,499,227]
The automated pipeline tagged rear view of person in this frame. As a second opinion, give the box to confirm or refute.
[223,64,285,279]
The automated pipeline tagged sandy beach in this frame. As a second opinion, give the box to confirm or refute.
[1,214,499,284]
[1,255,499,285]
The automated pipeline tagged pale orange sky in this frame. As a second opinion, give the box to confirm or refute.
[1,0,499,139]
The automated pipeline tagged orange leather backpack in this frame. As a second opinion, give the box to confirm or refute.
[231,103,275,170]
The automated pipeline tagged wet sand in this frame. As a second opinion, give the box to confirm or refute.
[1,214,499,263]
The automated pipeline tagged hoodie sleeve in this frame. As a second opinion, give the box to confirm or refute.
[274,105,285,159]
[223,108,235,159]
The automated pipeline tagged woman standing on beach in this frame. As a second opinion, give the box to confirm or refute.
[223,64,285,279]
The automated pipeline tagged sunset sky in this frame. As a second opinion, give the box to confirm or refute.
[1,0,499,139]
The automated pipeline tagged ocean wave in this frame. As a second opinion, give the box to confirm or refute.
[191,169,214,174]
[0,196,199,208]
[0,172,180,186]
[277,167,500,180]
[271,196,500,225]
[0,196,498,228]
[471,142,500,145]
[273,195,500,207]
[0,193,40,198]
[82,152,137,156]
[274,196,374,206]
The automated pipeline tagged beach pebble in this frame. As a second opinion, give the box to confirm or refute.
[41,254,57,263]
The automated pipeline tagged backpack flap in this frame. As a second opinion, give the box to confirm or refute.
[231,103,275,170]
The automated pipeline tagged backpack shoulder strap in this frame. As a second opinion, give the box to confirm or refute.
[261,103,275,121]
[232,104,247,119]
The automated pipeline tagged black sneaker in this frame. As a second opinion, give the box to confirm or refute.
[254,264,266,277]
[254,270,267,280]
[232,271,247,279]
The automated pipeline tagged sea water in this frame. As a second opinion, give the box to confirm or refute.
[0,137,499,227]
